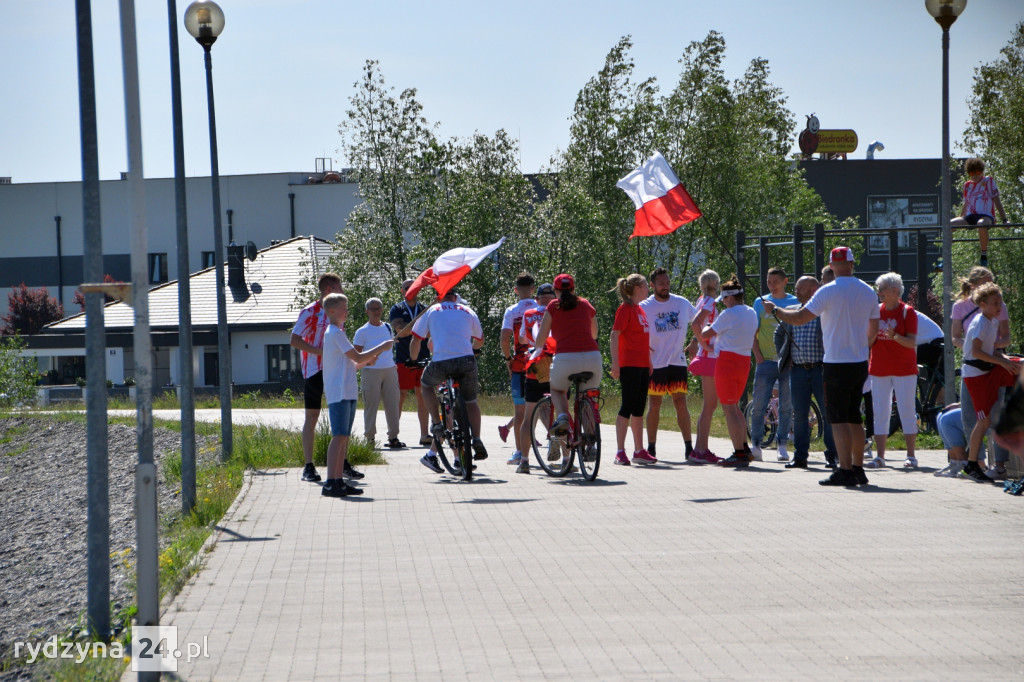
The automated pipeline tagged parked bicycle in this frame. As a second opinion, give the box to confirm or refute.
[745,395,823,448]
[431,376,475,481]
[528,371,602,481]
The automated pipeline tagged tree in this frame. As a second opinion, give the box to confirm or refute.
[0,334,37,407]
[2,283,63,336]
[959,20,1024,345]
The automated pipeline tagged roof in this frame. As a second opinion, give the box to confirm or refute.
[44,236,332,333]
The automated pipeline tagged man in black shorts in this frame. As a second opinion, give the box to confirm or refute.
[765,247,880,487]
[290,273,346,483]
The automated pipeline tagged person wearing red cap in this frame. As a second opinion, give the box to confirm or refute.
[530,274,602,443]
[765,247,880,487]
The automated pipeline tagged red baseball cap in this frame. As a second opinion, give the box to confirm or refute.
[830,246,855,262]
[553,273,575,291]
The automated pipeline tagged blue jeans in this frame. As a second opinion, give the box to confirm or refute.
[790,364,836,461]
[751,360,792,447]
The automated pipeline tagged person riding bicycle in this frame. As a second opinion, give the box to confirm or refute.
[530,273,602,439]
[410,289,488,474]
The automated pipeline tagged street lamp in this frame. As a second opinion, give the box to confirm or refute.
[184,0,232,458]
[924,0,966,405]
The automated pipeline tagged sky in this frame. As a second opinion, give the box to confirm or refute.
[1,1,1022,185]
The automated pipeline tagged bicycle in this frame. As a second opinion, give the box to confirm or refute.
[915,356,959,434]
[527,372,602,481]
[745,395,823,448]
[431,376,475,481]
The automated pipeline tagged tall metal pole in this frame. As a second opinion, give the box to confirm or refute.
[168,0,197,512]
[940,25,955,403]
[75,0,110,642]
[118,4,159,676]
[203,44,233,458]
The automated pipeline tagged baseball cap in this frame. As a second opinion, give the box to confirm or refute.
[553,273,575,291]
[536,283,555,296]
[830,246,855,262]
[715,285,743,303]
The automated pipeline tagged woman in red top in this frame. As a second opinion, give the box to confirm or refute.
[867,272,918,469]
[610,274,653,465]
[531,273,601,438]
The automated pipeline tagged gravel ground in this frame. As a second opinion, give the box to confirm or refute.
[0,416,218,676]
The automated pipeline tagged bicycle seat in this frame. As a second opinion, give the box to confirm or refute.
[568,372,593,383]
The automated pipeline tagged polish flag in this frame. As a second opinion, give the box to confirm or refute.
[406,237,505,302]
[616,152,701,239]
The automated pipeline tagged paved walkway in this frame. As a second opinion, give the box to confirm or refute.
[137,410,1024,680]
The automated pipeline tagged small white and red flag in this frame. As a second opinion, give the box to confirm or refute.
[616,152,702,239]
[405,237,505,302]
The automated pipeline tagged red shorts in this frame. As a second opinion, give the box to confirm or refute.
[964,364,1017,419]
[397,364,423,391]
[714,350,751,406]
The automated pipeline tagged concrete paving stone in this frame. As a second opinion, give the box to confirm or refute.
[119,409,1024,680]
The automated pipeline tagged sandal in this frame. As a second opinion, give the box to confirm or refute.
[865,457,886,469]
[386,438,407,449]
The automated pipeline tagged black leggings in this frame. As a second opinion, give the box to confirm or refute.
[618,366,650,418]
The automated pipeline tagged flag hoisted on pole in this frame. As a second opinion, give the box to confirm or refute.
[406,237,506,302]
[616,152,702,239]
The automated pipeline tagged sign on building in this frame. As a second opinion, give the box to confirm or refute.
[866,195,940,253]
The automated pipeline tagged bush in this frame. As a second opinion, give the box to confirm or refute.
[0,335,38,407]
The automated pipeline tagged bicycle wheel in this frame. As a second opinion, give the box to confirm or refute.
[808,399,823,443]
[433,399,460,476]
[453,393,473,481]
[529,396,572,477]
[576,394,601,481]
[744,401,777,448]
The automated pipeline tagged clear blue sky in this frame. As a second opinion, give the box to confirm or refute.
[1,1,1021,184]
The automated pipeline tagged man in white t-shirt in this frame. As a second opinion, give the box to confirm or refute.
[640,266,698,459]
[353,297,403,449]
[500,273,537,466]
[410,290,488,473]
[765,247,880,487]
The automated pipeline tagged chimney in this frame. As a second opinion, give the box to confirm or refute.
[227,241,249,301]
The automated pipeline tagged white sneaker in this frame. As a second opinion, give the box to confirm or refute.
[984,465,1006,480]
[934,461,966,478]
[864,440,874,459]
[903,456,918,469]
[777,443,789,462]
[865,457,886,469]
[750,445,763,462]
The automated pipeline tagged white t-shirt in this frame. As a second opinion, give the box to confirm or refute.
[804,277,880,364]
[323,324,358,403]
[412,301,483,362]
[915,311,943,345]
[352,321,395,369]
[640,294,698,368]
[962,314,1000,378]
[501,298,537,336]
[710,304,758,355]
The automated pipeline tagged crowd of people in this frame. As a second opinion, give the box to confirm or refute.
[289,245,1023,497]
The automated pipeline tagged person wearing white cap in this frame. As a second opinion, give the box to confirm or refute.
[764,247,880,487]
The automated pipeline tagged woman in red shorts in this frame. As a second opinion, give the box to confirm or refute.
[701,276,759,467]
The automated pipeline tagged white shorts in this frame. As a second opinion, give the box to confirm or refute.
[549,351,603,392]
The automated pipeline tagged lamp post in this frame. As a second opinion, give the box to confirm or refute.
[925,0,966,404]
[184,0,232,458]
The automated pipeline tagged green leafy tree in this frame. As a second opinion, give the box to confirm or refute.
[0,334,37,407]
[2,283,64,336]
[959,20,1024,347]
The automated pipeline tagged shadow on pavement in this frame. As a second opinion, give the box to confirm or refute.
[852,486,924,494]
[455,498,539,504]
[253,470,287,476]
[549,478,627,487]
[215,526,277,542]
[687,497,752,504]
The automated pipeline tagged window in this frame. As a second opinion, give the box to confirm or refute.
[148,253,168,284]
[267,344,301,381]
[201,251,216,269]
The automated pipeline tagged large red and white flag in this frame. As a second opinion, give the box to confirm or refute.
[405,237,505,302]
[616,152,702,239]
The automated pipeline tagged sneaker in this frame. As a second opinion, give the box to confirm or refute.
[515,459,530,474]
[547,438,561,462]
[1005,479,1024,495]
[301,463,322,482]
[934,461,966,478]
[864,440,874,459]
[824,452,838,470]
[865,457,886,469]
[852,465,869,485]
[819,468,858,487]
[420,453,443,474]
[551,414,570,436]
[498,423,510,442]
[613,451,630,466]
[984,465,1006,480]
[696,449,722,464]
[321,479,341,497]
[960,463,991,483]
[903,456,918,469]
[343,461,365,480]
[472,438,488,460]
[719,452,752,468]
[785,459,808,469]
[632,449,657,465]
[507,451,522,465]
[777,443,789,462]
[750,445,763,462]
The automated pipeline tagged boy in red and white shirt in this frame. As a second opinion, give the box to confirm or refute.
[951,158,1007,267]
